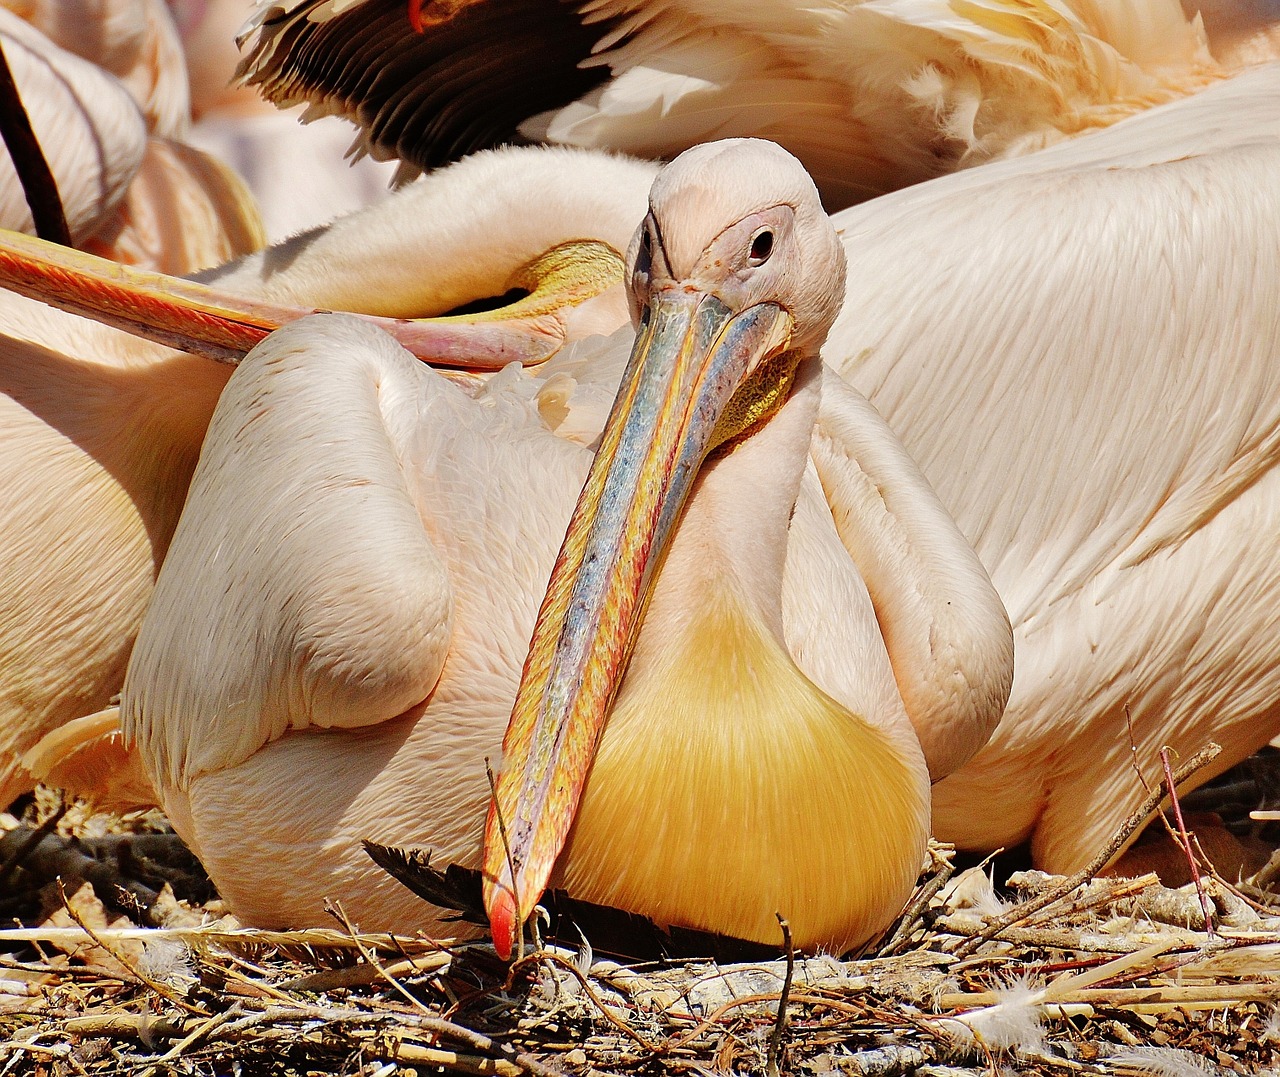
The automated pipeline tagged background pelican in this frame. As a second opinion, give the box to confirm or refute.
[171,0,398,240]
[828,63,1280,873]
[0,1,268,807]
[0,6,148,242]
[117,140,1012,952]
[237,0,1280,207]
[0,0,264,269]
[0,144,656,808]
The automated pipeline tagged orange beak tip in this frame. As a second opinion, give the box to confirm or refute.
[488,888,519,961]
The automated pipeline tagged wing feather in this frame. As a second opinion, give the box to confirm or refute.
[238,0,615,173]
[122,315,455,789]
[828,65,1280,628]
[810,370,1013,780]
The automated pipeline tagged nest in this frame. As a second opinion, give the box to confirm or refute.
[1,751,1278,1077]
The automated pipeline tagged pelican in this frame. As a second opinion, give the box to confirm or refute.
[827,63,1280,874]
[0,0,263,271]
[9,0,192,139]
[185,0,1280,879]
[0,144,656,809]
[175,0,398,240]
[0,6,147,242]
[0,1,274,807]
[113,139,1011,953]
[7,41,1280,892]
[236,0,1279,208]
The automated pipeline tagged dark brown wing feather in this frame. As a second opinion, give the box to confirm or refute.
[239,0,615,172]
[362,840,780,963]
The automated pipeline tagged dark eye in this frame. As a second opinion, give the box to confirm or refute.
[634,227,653,279]
[749,229,774,266]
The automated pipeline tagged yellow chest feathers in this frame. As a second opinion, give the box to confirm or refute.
[555,591,931,954]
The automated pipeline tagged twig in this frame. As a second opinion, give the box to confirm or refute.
[766,915,794,1077]
[937,981,1280,1011]
[55,879,209,1015]
[519,949,663,1054]
[878,844,956,956]
[666,990,878,1053]
[0,923,452,952]
[1128,712,1221,928]
[154,1004,244,1065]
[1160,747,1215,936]
[952,741,1222,957]
[326,897,435,1017]
[376,1041,540,1076]
[0,40,71,245]
[0,1041,90,1077]
[323,899,565,1077]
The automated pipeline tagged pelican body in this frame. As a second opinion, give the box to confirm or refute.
[117,141,1012,953]
[5,3,1278,933]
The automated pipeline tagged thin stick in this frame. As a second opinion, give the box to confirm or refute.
[55,880,209,1016]
[766,915,794,1077]
[1128,712,1218,928]
[326,897,436,1019]
[156,1005,244,1064]
[316,915,570,1077]
[486,756,524,961]
[0,923,449,952]
[952,741,1222,957]
[879,845,956,957]
[0,41,71,245]
[1160,747,1215,935]
[520,950,663,1054]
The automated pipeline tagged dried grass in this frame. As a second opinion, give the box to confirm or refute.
[1,768,1278,1077]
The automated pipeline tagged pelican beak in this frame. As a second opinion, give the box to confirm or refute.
[483,284,795,957]
[0,228,623,369]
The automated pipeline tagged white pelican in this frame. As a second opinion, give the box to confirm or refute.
[236,0,1279,208]
[0,7,147,242]
[116,139,1012,953]
[0,0,264,271]
[0,145,656,809]
[358,2,1279,876]
[0,2,270,807]
[8,53,1280,892]
[825,62,1280,874]
[174,0,399,241]
[7,0,191,139]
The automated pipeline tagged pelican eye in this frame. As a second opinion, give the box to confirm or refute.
[748,229,774,266]
[634,227,653,281]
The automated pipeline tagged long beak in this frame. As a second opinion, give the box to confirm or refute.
[0,228,622,369]
[482,285,794,957]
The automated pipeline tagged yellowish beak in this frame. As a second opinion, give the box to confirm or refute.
[483,284,794,957]
[0,228,623,368]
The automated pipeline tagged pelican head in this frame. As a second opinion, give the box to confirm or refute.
[484,139,852,955]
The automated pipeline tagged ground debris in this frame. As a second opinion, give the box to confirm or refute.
[1,782,1279,1076]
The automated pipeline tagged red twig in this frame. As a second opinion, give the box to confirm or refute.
[1160,747,1215,936]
